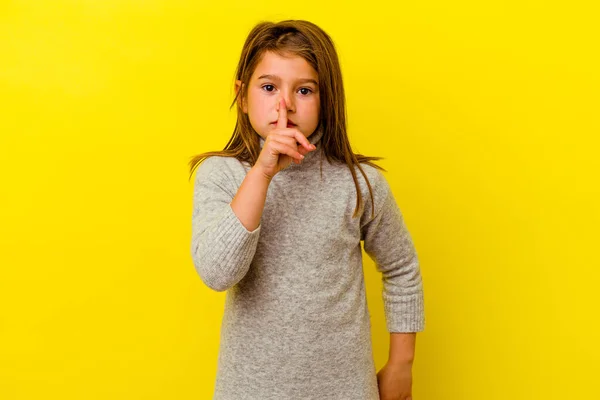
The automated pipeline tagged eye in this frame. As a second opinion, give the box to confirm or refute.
[260,84,314,96]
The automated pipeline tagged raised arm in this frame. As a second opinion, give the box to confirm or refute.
[190,157,269,291]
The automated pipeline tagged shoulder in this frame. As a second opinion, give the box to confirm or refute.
[353,162,394,222]
[196,155,244,173]
[194,155,249,193]
[353,162,391,197]
[196,155,250,176]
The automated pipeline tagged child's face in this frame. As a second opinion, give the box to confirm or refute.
[236,51,320,140]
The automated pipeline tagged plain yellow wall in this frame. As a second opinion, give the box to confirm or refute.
[1,1,598,399]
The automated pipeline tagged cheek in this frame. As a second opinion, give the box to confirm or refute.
[309,96,320,111]
[299,98,319,111]
[305,102,320,117]
[248,92,269,114]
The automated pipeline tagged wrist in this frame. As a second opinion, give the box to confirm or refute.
[250,165,273,182]
[387,356,414,366]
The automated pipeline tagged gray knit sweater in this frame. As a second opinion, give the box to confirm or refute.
[190,126,425,399]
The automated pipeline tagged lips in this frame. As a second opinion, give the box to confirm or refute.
[271,120,297,126]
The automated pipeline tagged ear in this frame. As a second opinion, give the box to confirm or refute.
[235,80,247,113]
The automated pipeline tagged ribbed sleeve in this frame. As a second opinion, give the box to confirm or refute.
[190,157,261,292]
[360,172,425,333]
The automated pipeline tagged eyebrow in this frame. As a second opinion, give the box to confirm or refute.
[257,74,318,86]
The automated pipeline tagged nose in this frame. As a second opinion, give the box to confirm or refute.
[277,93,295,113]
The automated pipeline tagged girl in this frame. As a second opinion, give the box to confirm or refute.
[189,19,425,400]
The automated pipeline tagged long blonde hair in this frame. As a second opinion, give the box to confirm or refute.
[188,19,386,218]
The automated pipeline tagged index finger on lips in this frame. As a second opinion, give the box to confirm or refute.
[276,98,288,129]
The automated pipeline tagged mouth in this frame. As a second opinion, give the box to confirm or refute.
[271,121,297,127]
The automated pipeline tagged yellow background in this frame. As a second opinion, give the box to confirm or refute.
[1,1,598,398]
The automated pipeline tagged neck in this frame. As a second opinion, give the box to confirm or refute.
[258,125,324,169]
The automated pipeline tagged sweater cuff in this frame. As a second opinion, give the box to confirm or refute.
[227,202,261,234]
[200,204,261,291]
[384,290,425,333]
[206,202,261,264]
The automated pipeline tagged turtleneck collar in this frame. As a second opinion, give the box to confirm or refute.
[258,125,324,169]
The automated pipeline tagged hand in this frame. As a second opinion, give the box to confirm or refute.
[255,97,316,180]
[376,361,414,400]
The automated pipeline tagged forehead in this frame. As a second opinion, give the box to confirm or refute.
[252,51,317,81]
